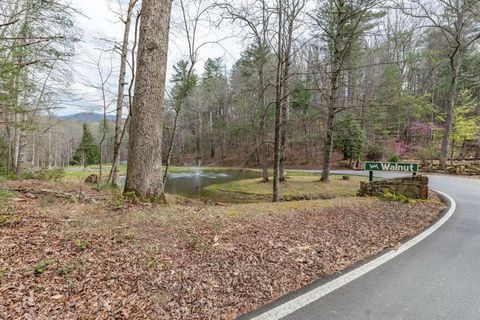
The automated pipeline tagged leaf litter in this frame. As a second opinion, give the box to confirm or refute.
[0,180,445,319]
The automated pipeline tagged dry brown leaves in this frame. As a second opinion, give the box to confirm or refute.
[0,181,445,319]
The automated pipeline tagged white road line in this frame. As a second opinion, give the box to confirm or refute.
[252,190,456,320]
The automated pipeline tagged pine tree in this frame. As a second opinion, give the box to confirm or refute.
[71,124,100,169]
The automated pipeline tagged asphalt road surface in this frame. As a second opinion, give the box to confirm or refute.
[247,173,480,320]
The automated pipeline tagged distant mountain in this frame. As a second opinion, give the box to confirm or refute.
[59,112,117,123]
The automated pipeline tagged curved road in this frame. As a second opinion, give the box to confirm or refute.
[245,174,480,320]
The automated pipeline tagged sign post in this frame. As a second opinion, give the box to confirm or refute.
[364,162,420,182]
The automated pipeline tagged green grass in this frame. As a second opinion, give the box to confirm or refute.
[0,189,15,201]
[205,174,368,201]
[65,164,128,178]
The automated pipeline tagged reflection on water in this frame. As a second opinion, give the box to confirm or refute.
[120,169,259,199]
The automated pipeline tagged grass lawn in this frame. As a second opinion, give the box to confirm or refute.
[205,174,369,201]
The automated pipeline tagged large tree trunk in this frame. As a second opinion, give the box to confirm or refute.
[124,0,172,201]
[439,49,461,170]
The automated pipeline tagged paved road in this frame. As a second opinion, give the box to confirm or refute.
[250,173,480,320]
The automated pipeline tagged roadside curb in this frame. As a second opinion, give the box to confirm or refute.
[239,190,456,320]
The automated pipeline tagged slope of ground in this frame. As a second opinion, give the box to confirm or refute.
[0,180,445,319]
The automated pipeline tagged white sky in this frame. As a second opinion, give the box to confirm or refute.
[62,0,242,115]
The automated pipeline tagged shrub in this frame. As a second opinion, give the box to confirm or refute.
[415,146,440,166]
[382,190,412,203]
[22,168,66,181]
[365,144,385,161]
[388,154,401,163]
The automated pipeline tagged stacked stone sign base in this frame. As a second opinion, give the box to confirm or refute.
[359,176,429,200]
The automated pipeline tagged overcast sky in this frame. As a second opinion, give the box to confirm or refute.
[63,0,242,115]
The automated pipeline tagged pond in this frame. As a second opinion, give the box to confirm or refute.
[120,168,260,200]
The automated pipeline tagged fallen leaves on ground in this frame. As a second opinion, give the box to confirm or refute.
[0,180,445,319]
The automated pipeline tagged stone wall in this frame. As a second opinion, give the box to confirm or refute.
[359,175,429,199]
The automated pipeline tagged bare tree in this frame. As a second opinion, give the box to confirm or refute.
[219,0,273,183]
[273,0,306,202]
[96,49,114,190]
[109,0,139,187]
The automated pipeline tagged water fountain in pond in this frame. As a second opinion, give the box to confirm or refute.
[194,159,201,193]
[195,160,201,176]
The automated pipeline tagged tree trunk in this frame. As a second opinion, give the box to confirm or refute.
[196,112,202,164]
[260,128,269,183]
[273,0,283,202]
[439,49,461,170]
[279,90,288,182]
[273,99,282,202]
[163,109,180,185]
[460,140,467,160]
[321,65,339,182]
[209,110,215,159]
[320,6,342,182]
[111,0,136,187]
[450,137,455,166]
[302,112,310,159]
[258,47,269,183]
[321,107,335,182]
[124,0,172,201]
[48,131,52,170]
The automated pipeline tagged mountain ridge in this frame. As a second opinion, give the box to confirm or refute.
[59,112,117,123]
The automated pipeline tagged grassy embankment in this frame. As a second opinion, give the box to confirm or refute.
[204,174,369,202]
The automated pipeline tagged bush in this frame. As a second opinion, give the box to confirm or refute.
[415,146,440,166]
[21,168,66,181]
[388,154,401,163]
[365,144,385,161]
[382,190,412,203]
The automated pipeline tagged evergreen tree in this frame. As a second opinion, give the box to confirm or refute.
[71,124,100,168]
[334,115,366,165]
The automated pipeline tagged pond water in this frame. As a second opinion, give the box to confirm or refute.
[120,168,260,199]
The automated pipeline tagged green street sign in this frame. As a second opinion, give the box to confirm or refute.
[364,162,419,173]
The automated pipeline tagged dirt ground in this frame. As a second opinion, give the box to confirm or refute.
[0,180,445,319]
